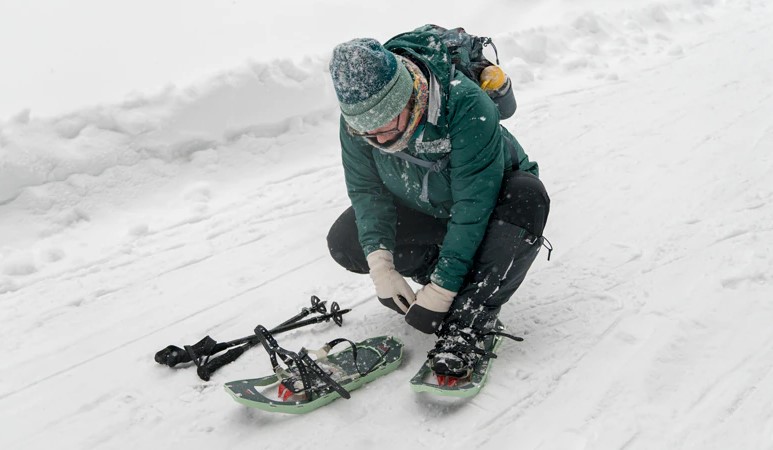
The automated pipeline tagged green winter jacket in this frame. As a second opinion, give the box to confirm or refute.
[339,27,538,292]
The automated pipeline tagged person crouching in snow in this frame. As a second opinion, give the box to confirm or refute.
[326,31,550,378]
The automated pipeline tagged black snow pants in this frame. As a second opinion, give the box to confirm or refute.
[327,170,550,331]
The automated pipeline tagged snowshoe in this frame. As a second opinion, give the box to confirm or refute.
[409,321,522,398]
[225,325,403,414]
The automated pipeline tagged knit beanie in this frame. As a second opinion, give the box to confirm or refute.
[329,38,413,132]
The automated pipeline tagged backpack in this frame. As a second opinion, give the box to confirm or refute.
[381,26,525,200]
[428,25,516,121]
[424,25,501,86]
[387,24,515,124]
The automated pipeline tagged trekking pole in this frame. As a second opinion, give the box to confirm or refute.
[154,296,335,368]
[269,302,349,334]
[194,303,351,381]
[275,295,327,328]
[193,295,330,358]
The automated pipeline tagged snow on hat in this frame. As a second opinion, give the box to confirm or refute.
[329,38,413,132]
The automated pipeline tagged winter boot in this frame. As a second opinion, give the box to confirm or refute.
[427,222,543,377]
[427,323,494,378]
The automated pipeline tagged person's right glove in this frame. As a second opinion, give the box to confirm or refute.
[367,249,416,314]
[405,282,456,334]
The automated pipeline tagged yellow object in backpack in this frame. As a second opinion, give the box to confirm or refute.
[479,65,507,91]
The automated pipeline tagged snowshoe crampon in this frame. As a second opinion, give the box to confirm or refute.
[409,322,521,398]
[224,326,403,414]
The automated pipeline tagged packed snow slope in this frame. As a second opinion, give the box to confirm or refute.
[1,1,772,449]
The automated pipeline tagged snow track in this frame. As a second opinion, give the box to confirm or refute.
[1,1,772,449]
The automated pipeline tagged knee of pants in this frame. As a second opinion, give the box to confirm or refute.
[495,171,550,236]
[327,208,368,274]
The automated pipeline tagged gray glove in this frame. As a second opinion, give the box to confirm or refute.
[367,250,416,314]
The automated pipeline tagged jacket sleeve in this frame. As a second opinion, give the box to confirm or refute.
[431,82,505,292]
[339,117,398,256]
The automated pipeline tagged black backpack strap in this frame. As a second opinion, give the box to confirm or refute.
[478,36,500,65]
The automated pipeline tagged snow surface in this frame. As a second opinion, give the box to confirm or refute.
[2,1,773,449]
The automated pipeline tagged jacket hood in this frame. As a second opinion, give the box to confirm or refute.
[384,25,455,142]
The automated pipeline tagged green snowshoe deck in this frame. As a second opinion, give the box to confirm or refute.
[225,335,403,414]
[410,322,509,398]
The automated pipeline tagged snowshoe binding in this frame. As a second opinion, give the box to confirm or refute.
[225,325,403,414]
[410,320,523,397]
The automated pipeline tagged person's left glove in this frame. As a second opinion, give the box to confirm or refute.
[367,250,416,314]
[405,282,456,334]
